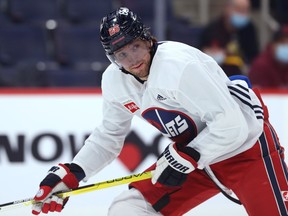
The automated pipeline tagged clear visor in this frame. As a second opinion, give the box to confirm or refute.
[107,39,150,68]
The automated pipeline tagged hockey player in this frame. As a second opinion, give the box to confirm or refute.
[32,7,288,216]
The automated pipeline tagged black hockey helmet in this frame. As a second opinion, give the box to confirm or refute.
[100,7,151,56]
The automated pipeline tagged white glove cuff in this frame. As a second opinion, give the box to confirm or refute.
[47,164,68,179]
[164,144,196,174]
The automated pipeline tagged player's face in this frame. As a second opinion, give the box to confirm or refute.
[114,39,152,80]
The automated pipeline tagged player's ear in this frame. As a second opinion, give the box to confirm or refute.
[148,40,153,49]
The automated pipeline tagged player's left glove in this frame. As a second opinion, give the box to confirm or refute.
[152,142,200,187]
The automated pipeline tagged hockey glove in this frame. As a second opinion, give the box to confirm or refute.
[32,163,85,215]
[152,143,200,187]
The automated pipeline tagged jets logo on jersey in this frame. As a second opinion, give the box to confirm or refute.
[124,101,140,113]
[142,107,197,144]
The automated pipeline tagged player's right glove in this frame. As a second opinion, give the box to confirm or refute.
[32,163,85,215]
[152,142,200,187]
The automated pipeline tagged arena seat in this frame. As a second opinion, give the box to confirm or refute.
[0,24,50,65]
[45,67,103,87]
[119,0,154,22]
[0,64,50,87]
[53,23,109,69]
[62,0,113,24]
[118,0,175,38]
[167,23,203,47]
[6,0,60,23]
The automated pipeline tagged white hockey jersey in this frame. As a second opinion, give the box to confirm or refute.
[73,41,264,179]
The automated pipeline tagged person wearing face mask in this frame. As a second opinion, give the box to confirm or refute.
[198,0,259,65]
[202,40,245,77]
[249,25,288,88]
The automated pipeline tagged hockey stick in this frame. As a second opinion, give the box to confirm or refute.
[0,171,152,211]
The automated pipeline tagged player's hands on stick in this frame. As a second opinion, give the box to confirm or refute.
[32,163,85,215]
[152,142,200,187]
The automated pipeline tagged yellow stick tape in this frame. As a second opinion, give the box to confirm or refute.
[58,171,152,198]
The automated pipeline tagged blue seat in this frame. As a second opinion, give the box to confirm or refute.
[119,0,154,32]
[118,0,175,37]
[54,23,109,68]
[46,67,103,87]
[62,0,113,24]
[0,24,49,65]
[0,64,49,87]
[0,66,19,86]
[6,0,60,23]
[119,0,154,22]
[167,23,203,47]
[0,9,13,27]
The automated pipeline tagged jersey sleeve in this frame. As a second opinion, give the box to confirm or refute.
[176,60,249,168]
[72,96,133,179]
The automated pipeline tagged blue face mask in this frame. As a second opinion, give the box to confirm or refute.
[230,13,249,29]
[275,44,288,64]
[210,52,226,65]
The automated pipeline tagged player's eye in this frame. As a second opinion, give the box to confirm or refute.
[132,43,140,52]
[115,52,127,61]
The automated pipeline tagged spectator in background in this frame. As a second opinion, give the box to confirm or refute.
[199,0,259,65]
[202,40,246,77]
[249,25,288,88]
